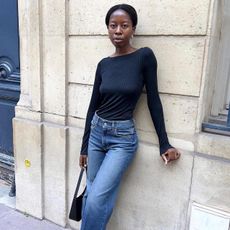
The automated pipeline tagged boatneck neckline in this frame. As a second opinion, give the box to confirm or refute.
[108,48,143,59]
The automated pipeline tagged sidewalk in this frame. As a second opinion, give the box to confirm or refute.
[0,203,72,230]
[0,179,71,230]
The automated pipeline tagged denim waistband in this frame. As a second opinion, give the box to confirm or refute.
[92,112,135,129]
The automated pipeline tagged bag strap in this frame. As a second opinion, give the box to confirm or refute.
[74,168,85,198]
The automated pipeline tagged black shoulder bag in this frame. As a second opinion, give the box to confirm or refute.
[69,168,86,221]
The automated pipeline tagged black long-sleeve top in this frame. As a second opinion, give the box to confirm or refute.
[80,47,172,155]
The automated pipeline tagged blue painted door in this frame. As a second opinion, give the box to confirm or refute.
[0,0,20,161]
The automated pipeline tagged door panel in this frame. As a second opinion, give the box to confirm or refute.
[0,0,20,159]
[0,102,15,155]
[0,0,20,72]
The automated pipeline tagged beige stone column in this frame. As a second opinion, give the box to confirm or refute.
[41,0,68,226]
[14,0,68,226]
[14,0,43,219]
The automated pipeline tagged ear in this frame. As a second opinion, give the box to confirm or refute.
[132,26,136,36]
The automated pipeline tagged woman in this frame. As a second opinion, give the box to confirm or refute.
[79,4,180,230]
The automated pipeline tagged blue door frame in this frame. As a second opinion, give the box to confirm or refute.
[0,0,20,164]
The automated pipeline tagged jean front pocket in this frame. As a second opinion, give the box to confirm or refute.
[115,127,136,140]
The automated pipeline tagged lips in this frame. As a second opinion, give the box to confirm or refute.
[113,37,123,42]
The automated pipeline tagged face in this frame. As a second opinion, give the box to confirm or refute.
[108,9,135,48]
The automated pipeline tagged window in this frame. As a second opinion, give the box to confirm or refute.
[202,0,230,135]
[190,203,230,230]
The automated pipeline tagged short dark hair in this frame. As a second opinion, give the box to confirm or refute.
[105,4,138,28]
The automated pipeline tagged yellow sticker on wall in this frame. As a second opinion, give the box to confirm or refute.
[25,159,31,168]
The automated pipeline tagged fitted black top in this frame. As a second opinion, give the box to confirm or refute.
[80,47,172,155]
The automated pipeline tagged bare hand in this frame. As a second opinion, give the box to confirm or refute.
[161,148,181,165]
[79,155,88,168]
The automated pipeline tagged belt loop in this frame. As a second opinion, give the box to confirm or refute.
[94,111,99,125]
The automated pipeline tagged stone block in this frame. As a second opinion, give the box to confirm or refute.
[41,0,66,116]
[43,113,66,126]
[18,0,42,111]
[13,119,42,219]
[69,0,210,35]
[190,156,230,213]
[68,83,92,119]
[134,94,198,135]
[42,0,66,36]
[135,37,205,96]
[196,133,230,160]
[169,137,195,152]
[43,124,67,227]
[107,142,193,230]
[68,36,205,96]
[43,36,66,115]
[68,36,112,84]
[68,116,85,130]
[18,0,41,37]
[68,84,198,135]
[15,107,42,122]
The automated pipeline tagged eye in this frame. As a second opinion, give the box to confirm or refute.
[122,24,129,29]
[109,24,117,29]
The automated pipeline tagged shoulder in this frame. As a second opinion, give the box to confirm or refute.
[95,58,107,70]
[96,56,111,67]
[141,47,157,66]
[141,47,156,59]
[97,58,105,65]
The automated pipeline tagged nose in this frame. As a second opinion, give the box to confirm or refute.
[115,25,122,34]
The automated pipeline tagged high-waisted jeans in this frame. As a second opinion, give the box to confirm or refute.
[80,112,138,230]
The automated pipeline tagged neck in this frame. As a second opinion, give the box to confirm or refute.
[114,45,135,56]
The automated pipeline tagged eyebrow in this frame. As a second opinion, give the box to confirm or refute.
[109,20,131,23]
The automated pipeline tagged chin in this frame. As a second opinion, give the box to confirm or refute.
[112,42,124,48]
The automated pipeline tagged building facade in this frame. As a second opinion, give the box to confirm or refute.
[14,0,230,229]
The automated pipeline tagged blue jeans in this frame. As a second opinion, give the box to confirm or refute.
[80,112,138,230]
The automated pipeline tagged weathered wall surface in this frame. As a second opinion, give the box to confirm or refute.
[14,0,230,229]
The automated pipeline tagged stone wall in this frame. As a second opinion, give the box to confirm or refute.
[13,0,230,229]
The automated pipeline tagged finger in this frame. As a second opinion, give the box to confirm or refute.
[79,157,83,168]
[80,156,85,168]
[79,156,82,167]
[83,157,87,168]
[174,151,181,160]
[162,155,168,165]
[165,152,171,162]
[175,152,180,159]
[168,151,180,161]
